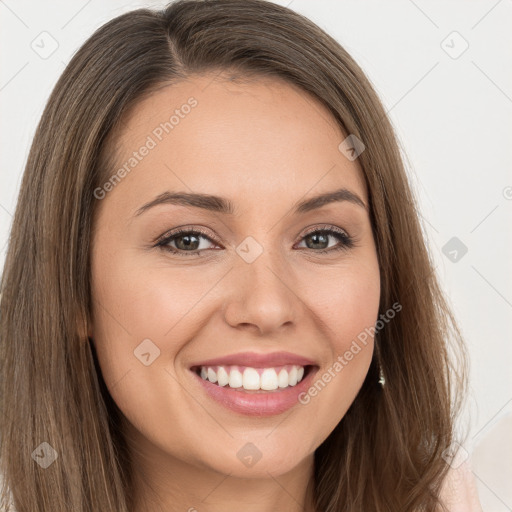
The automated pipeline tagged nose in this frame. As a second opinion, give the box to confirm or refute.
[223,245,303,336]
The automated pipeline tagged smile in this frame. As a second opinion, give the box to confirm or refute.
[193,364,310,392]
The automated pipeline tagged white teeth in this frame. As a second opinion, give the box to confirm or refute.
[277,368,289,388]
[217,366,229,387]
[288,366,298,386]
[242,368,260,390]
[260,368,278,390]
[198,364,307,391]
[228,368,243,388]
[207,367,217,383]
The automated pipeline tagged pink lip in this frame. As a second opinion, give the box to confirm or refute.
[191,365,319,417]
[190,351,316,369]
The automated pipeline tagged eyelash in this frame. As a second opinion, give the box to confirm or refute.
[154,224,356,257]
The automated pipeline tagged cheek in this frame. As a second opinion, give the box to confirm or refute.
[89,246,226,403]
[307,258,381,351]
[91,236,216,337]
[88,252,201,445]
[297,259,380,438]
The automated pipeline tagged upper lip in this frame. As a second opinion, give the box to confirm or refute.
[190,351,317,369]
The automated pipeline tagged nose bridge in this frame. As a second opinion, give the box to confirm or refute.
[235,232,287,288]
[224,234,300,333]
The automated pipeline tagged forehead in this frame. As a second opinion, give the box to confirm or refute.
[106,72,368,213]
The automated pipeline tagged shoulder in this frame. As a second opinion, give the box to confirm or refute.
[438,457,483,512]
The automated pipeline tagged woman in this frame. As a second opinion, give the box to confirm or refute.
[0,0,481,510]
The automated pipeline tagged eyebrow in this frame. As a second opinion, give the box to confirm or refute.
[133,187,367,218]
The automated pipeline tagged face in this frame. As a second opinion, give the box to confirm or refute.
[89,73,380,487]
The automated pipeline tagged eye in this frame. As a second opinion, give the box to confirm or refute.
[155,224,356,257]
[294,225,355,254]
[155,227,220,256]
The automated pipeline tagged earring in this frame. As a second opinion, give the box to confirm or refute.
[375,338,385,387]
[378,362,385,387]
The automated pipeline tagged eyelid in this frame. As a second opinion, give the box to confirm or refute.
[299,223,350,239]
[154,225,221,247]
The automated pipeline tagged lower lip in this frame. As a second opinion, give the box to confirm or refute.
[191,366,318,417]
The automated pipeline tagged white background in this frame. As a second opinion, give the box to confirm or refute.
[1,1,511,509]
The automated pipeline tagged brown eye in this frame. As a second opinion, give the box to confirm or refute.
[296,227,354,253]
[156,228,219,256]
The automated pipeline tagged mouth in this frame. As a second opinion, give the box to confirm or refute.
[189,361,319,416]
[187,351,320,416]
[190,364,316,393]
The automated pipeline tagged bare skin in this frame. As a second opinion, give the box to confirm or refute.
[89,72,381,512]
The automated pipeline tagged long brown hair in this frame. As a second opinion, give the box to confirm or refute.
[0,1,468,510]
